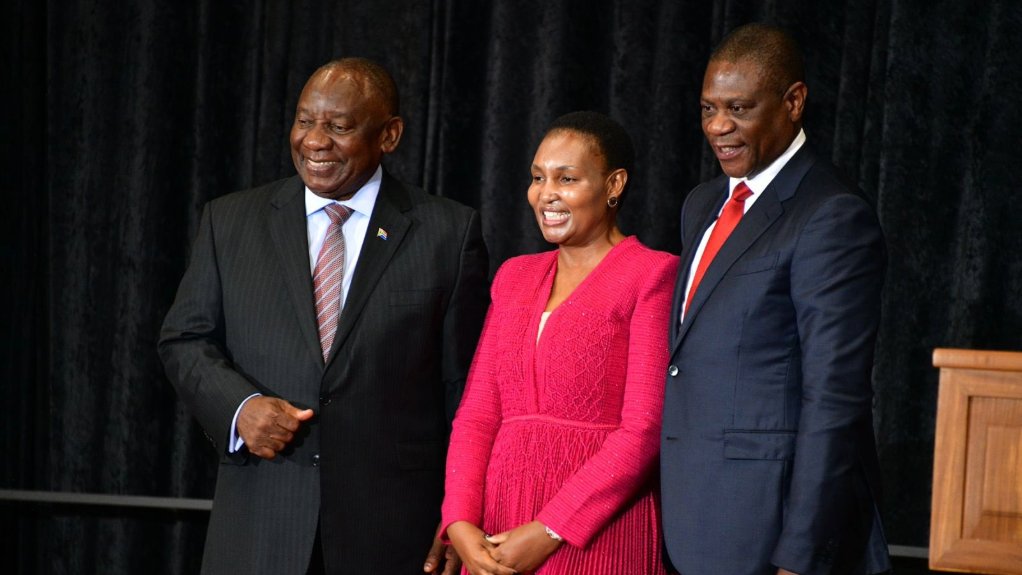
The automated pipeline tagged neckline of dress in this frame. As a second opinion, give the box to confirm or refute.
[542,235,637,315]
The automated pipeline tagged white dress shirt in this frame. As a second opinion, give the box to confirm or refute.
[228,166,383,452]
[680,130,806,323]
[303,167,381,306]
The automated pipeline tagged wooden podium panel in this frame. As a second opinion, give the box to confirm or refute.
[931,348,1022,574]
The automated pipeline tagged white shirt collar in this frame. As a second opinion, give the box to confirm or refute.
[729,128,807,195]
[304,165,383,218]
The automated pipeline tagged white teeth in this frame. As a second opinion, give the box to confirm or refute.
[307,159,337,167]
[544,211,569,221]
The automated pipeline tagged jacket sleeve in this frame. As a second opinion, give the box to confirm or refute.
[157,202,260,453]
[535,255,679,547]
[440,209,491,426]
[770,194,886,574]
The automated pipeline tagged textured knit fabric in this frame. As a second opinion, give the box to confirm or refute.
[442,236,678,575]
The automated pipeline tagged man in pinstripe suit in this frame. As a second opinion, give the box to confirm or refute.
[159,58,488,574]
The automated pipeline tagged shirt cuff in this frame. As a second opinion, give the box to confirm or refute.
[228,393,262,453]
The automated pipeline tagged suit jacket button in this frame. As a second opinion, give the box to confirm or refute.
[319,396,331,406]
[668,365,679,377]
[311,454,320,467]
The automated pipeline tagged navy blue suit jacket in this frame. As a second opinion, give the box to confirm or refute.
[661,146,891,575]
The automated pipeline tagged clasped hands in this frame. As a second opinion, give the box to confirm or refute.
[447,520,562,575]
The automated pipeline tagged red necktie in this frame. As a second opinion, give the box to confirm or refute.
[314,204,353,362]
[684,182,753,315]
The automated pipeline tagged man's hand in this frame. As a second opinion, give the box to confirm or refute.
[777,569,799,575]
[485,521,562,574]
[446,521,518,575]
[237,396,314,459]
[423,527,462,574]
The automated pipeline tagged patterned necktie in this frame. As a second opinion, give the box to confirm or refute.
[314,204,353,362]
[684,182,753,315]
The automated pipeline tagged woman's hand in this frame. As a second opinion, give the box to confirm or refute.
[485,521,563,574]
[446,521,519,575]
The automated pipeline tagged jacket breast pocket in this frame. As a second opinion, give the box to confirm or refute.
[723,429,796,460]
[730,253,778,276]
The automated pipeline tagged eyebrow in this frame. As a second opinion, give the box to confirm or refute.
[532,164,578,170]
[295,108,354,119]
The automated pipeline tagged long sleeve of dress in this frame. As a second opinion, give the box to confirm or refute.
[535,255,678,546]
[440,266,509,537]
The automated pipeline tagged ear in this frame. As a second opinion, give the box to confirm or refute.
[379,116,404,154]
[784,81,808,123]
[606,168,628,201]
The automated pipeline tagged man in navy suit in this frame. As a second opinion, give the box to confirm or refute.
[660,24,891,575]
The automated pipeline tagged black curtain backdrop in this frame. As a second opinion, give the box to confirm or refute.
[3,1,1021,573]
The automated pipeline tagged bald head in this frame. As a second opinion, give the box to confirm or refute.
[710,23,805,97]
[313,57,400,117]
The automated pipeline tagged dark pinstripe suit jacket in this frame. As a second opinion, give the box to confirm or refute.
[159,171,489,574]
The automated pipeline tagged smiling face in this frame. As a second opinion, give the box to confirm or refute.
[527,130,625,247]
[700,58,806,179]
[290,67,403,200]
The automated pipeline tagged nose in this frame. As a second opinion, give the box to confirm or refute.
[535,180,559,203]
[703,111,735,136]
[303,123,331,150]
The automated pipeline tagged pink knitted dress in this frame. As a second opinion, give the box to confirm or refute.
[442,236,677,574]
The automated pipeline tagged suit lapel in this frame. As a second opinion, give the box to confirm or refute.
[670,179,727,344]
[672,147,816,353]
[268,177,323,366]
[324,172,412,372]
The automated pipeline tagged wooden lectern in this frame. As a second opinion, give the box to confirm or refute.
[931,348,1022,574]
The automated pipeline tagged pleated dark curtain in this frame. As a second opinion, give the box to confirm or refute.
[2,0,1020,573]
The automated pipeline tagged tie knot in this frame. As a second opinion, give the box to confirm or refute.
[731,182,753,203]
[324,203,353,225]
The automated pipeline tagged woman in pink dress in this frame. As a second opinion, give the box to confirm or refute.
[441,111,678,575]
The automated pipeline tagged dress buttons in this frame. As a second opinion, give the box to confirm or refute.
[319,396,331,406]
[311,454,320,467]
[668,365,679,377]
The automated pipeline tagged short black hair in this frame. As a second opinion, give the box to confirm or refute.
[545,111,635,178]
[317,57,400,116]
[710,23,805,96]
